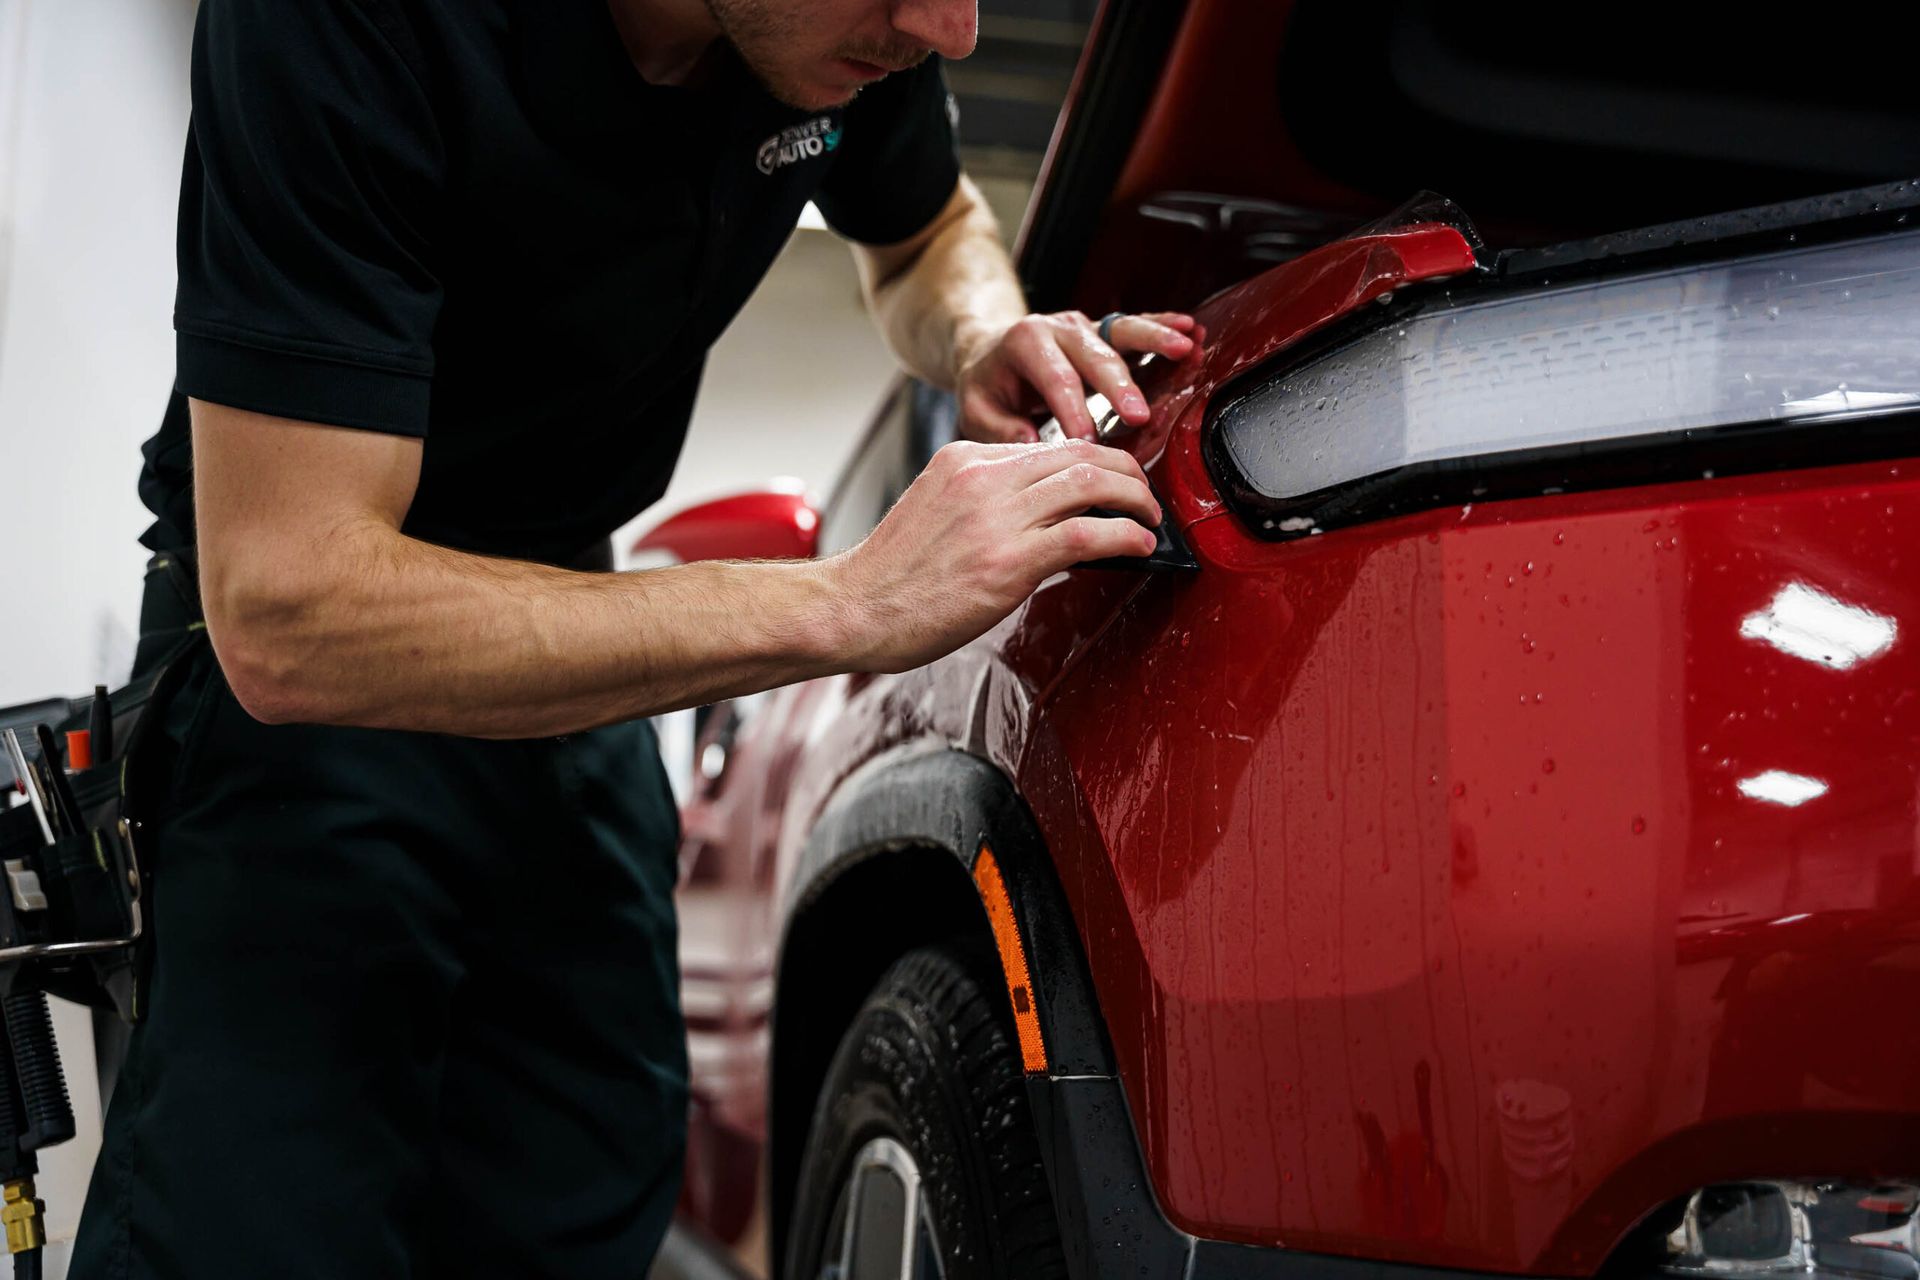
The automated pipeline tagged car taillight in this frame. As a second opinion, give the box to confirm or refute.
[1205,228,1920,539]
[1660,1181,1918,1280]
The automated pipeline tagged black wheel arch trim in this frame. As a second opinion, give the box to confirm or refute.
[772,746,1611,1280]
[771,746,1116,1275]
[777,747,1118,1082]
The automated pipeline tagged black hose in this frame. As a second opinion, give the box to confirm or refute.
[0,1018,28,1187]
[0,994,72,1152]
[13,1245,41,1280]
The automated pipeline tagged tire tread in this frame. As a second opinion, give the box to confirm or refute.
[787,943,1067,1280]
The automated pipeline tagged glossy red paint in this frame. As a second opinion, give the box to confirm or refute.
[662,215,1920,1273]
[673,682,833,1243]
[627,485,818,1242]
[627,488,825,1243]
[630,486,820,564]
[1024,457,1920,1269]
[985,237,1920,1266]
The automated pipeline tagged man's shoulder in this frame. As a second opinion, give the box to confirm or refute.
[204,0,481,89]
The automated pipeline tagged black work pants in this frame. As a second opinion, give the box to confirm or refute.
[72,557,688,1278]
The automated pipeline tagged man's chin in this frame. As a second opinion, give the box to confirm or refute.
[763,76,860,112]
[736,52,877,111]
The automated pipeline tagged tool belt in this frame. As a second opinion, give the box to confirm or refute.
[0,551,207,1024]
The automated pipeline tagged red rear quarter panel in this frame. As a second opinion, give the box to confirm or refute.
[1012,238,1920,1269]
[683,228,1920,1275]
[1028,459,1920,1271]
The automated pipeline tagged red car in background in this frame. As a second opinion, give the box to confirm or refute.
[643,3,1920,1278]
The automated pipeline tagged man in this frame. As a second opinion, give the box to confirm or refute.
[74,0,1195,1275]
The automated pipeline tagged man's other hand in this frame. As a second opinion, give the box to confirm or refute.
[954,310,1197,444]
[830,437,1161,673]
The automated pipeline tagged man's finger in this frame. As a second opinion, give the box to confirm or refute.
[1010,328,1100,439]
[960,392,1040,444]
[1058,322,1152,426]
[1020,461,1161,531]
[1027,514,1158,570]
[999,436,1150,488]
[1137,311,1197,332]
[1106,314,1195,360]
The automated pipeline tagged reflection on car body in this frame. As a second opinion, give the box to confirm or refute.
[642,3,1920,1277]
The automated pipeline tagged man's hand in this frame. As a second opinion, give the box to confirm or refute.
[850,179,1197,443]
[829,436,1161,673]
[952,310,1197,443]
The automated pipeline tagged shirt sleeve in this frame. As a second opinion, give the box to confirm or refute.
[812,57,962,247]
[172,0,444,437]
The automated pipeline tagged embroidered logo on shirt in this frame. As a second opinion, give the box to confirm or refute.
[756,117,841,175]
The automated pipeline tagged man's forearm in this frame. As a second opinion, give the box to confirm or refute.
[208,520,854,739]
[859,176,1026,389]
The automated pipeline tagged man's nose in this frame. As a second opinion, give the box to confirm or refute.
[891,0,977,61]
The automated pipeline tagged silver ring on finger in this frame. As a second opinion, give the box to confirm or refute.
[1098,311,1128,348]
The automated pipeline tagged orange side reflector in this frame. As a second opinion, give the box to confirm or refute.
[972,844,1048,1074]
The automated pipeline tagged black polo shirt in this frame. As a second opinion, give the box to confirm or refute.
[137,0,961,566]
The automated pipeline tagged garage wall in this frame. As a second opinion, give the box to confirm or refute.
[626,168,1037,553]
[0,0,193,712]
[622,230,898,554]
[0,1,196,1271]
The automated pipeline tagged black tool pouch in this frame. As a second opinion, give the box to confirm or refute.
[0,623,207,1023]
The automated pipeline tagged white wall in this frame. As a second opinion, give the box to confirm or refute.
[0,0,194,708]
[622,228,899,551]
[0,1,196,1272]
[634,167,1036,542]
[627,169,1037,552]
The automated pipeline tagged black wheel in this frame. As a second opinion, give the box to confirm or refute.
[785,945,1067,1280]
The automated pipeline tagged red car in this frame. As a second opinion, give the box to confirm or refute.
[642,4,1920,1278]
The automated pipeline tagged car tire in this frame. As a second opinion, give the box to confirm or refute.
[784,944,1067,1280]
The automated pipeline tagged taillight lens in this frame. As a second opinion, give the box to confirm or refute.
[1207,229,1920,539]
[1661,1181,1918,1279]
